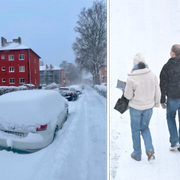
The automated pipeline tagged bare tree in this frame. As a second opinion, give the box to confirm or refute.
[72,1,106,85]
[60,61,82,84]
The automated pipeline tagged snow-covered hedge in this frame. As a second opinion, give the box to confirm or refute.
[0,86,27,96]
[93,84,107,98]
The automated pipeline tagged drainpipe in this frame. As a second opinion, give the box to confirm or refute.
[28,49,31,89]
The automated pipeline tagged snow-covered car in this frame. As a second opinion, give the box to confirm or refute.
[0,90,68,153]
[59,87,78,101]
[70,85,83,95]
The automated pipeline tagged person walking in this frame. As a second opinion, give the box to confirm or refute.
[124,53,161,161]
[160,44,180,151]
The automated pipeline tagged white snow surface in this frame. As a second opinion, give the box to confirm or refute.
[0,85,106,180]
[0,90,66,126]
[110,0,180,180]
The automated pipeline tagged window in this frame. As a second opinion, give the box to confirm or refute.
[34,69,36,74]
[105,72,107,76]
[34,58,36,63]
[9,67,15,72]
[2,78,5,82]
[19,66,25,72]
[105,67,107,71]
[19,78,25,84]
[1,55,5,59]
[9,55,14,61]
[2,67,5,71]
[9,78,15,84]
[19,54,24,60]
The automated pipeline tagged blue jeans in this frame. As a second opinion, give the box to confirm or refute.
[166,98,180,147]
[129,107,154,159]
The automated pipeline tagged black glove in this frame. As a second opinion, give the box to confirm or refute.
[161,103,166,109]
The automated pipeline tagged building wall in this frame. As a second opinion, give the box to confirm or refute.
[0,49,40,86]
[28,50,40,86]
[100,65,107,83]
[40,68,64,86]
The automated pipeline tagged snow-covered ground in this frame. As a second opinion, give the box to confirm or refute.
[0,86,107,180]
[110,0,180,180]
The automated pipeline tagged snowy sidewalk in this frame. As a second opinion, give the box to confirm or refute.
[0,86,107,180]
[110,107,180,180]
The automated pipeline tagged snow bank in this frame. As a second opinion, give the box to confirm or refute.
[45,82,58,89]
[94,84,107,98]
[0,90,66,126]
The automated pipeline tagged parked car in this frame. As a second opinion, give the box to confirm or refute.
[0,90,68,153]
[59,87,78,101]
[70,85,83,95]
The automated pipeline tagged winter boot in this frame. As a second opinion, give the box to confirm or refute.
[131,153,141,161]
[147,150,155,161]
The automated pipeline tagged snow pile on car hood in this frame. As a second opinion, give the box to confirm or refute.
[0,90,66,127]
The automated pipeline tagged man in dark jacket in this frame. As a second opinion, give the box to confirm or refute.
[160,44,180,151]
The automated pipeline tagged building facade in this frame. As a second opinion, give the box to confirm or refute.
[0,37,40,87]
[40,64,64,86]
[100,64,107,83]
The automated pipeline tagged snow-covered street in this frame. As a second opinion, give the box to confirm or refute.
[0,86,107,180]
[110,0,180,180]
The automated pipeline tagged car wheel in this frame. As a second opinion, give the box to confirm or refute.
[53,125,59,140]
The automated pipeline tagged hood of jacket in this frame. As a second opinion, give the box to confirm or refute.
[128,68,151,76]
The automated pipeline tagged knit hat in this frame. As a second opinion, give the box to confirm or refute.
[133,53,146,66]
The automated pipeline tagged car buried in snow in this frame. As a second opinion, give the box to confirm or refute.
[70,85,83,95]
[0,90,68,153]
[59,87,78,101]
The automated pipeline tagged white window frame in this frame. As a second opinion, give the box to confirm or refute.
[2,78,5,82]
[19,78,25,84]
[34,58,36,63]
[2,67,5,71]
[34,69,36,74]
[9,78,15,84]
[19,54,24,60]
[9,67,15,72]
[9,55,14,61]
[19,66,25,72]
[1,55,5,59]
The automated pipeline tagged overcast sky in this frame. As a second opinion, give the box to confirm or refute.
[0,0,100,67]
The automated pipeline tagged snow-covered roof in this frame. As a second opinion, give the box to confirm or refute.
[0,90,66,126]
[0,42,29,51]
[40,65,62,71]
[0,42,41,58]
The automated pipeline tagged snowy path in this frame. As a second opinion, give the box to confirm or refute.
[110,0,180,179]
[0,86,106,180]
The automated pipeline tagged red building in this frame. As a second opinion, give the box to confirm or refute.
[100,64,107,83]
[0,37,40,87]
